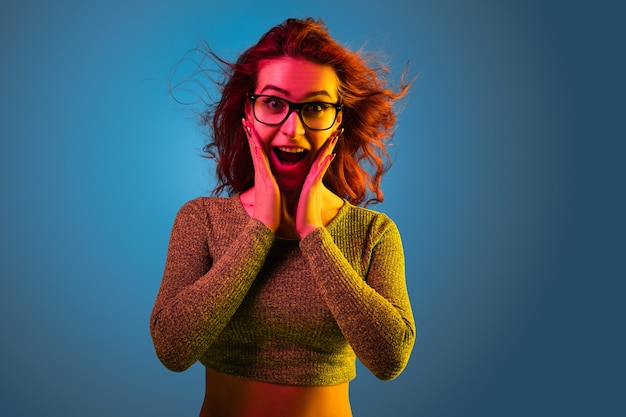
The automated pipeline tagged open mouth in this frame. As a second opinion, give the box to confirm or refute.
[273,147,308,165]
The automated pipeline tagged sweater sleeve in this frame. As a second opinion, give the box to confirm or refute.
[150,200,275,372]
[299,218,415,380]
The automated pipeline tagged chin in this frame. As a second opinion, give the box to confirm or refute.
[276,177,305,192]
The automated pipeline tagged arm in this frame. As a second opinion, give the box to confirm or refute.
[300,218,415,380]
[150,201,275,372]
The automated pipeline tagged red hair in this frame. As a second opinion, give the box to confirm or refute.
[201,18,411,206]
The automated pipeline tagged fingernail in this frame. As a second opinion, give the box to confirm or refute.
[242,119,251,136]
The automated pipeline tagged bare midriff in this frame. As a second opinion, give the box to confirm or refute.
[199,368,353,417]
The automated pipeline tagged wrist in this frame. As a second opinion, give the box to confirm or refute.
[298,224,321,239]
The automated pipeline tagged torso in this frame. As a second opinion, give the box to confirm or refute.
[200,191,351,416]
[199,368,353,417]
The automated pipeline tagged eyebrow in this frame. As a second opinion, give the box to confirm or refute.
[258,85,334,100]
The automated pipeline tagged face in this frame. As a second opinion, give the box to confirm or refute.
[245,57,342,191]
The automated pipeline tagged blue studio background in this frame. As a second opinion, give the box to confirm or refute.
[1,0,624,416]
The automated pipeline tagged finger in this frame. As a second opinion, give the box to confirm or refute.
[242,119,262,174]
[243,119,268,167]
[322,152,336,173]
[323,128,341,150]
[312,129,341,171]
[320,128,343,162]
[242,118,276,188]
[242,118,257,150]
[306,152,336,188]
[330,127,343,148]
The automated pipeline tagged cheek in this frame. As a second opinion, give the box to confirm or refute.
[251,123,278,149]
[309,134,332,154]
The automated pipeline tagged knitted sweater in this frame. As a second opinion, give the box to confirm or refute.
[150,195,415,385]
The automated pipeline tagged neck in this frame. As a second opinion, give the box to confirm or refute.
[280,189,301,216]
[239,185,342,240]
[274,188,302,239]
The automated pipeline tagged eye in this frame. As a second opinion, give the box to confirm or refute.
[261,97,287,113]
[302,103,330,117]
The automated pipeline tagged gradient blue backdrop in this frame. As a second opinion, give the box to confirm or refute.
[1,0,623,416]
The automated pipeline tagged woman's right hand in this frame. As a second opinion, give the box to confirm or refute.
[242,118,281,233]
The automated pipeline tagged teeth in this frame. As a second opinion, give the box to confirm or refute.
[277,147,305,153]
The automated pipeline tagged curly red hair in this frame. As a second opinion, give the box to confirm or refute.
[201,18,411,206]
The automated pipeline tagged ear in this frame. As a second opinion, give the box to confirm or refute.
[335,108,343,128]
[244,99,253,121]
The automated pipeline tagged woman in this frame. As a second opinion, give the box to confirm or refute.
[150,18,415,417]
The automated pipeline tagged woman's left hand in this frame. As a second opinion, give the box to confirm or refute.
[295,128,342,238]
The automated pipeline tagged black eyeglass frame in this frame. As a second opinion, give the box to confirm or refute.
[248,94,343,131]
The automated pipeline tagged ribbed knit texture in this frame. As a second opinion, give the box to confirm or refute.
[150,195,415,385]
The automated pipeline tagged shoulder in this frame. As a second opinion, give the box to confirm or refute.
[170,195,250,243]
[331,203,401,242]
[171,195,245,229]
[177,195,240,217]
[343,204,397,229]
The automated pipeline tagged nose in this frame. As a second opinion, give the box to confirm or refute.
[281,109,306,138]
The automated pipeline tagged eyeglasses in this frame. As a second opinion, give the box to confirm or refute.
[248,94,342,131]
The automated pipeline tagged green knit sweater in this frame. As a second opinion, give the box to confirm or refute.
[150,195,415,385]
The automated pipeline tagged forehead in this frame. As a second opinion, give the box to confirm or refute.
[256,57,339,100]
